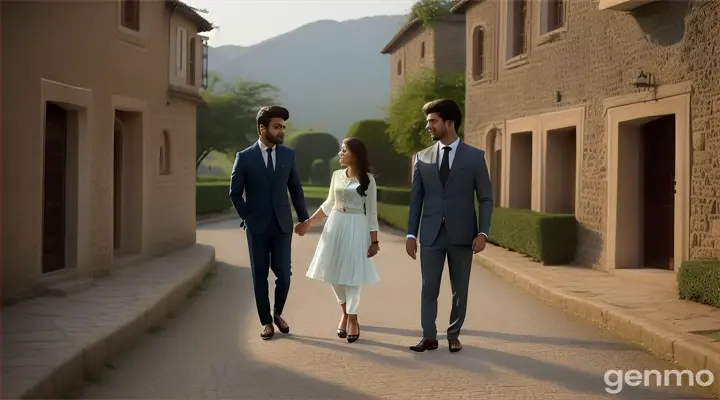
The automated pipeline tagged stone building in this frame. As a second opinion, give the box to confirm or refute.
[1,0,212,303]
[452,0,720,272]
[381,14,467,97]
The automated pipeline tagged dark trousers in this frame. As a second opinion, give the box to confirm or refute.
[420,224,473,340]
[246,211,292,326]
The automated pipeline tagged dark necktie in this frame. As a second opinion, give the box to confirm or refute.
[266,148,274,173]
[439,145,451,185]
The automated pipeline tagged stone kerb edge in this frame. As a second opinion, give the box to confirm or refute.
[474,253,720,397]
[21,246,217,399]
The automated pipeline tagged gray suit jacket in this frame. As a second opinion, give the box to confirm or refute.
[407,141,494,246]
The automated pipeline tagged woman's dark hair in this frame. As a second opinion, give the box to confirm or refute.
[343,137,373,197]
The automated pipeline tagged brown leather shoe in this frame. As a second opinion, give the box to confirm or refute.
[409,338,439,352]
[261,324,274,340]
[448,338,463,352]
[273,315,290,334]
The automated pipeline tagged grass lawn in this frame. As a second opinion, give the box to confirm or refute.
[377,203,409,231]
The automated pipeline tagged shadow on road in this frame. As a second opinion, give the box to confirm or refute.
[79,262,376,399]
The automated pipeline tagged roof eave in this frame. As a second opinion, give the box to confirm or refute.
[380,18,421,55]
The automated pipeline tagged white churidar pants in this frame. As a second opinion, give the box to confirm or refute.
[331,284,361,314]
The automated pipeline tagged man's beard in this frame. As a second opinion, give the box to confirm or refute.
[430,129,444,141]
[266,134,284,145]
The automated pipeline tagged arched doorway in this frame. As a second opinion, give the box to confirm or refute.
[485,128,503,206]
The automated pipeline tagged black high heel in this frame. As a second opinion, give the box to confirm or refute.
[337,328,347,338]
[347,322,360,343]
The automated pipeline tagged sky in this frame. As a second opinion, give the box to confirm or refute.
[183,0,416,47]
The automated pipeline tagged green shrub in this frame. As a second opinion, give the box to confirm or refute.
[197,182,232,215]
[346,119,411,186]
[488,207,577,265]
[285,131,339,181]
[678,261,720,308]
[328,154,341,174]
[309,159,330,186]
[379,187,411,205]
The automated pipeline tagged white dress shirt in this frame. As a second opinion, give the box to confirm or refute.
[258,140,276,169]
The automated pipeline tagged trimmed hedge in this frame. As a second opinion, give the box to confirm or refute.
[378,187,411,205]
[488,207,577,265]
[678,261,720,308]
[309,159,330,185]
[346,119,410,186]
[197,182,231,215]
[285,131,339,182]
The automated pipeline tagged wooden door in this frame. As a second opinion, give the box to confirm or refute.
[42,103,67,273]
[643,115,676,269]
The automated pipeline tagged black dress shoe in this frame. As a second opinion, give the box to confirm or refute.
[409,338,439,352]
[261,324,274,340]
[273,315,290,334]
[448,338,463,353]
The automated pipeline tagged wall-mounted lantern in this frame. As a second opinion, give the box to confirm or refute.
[634,70,654,88]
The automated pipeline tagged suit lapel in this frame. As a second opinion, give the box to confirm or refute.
[445,141,465,187]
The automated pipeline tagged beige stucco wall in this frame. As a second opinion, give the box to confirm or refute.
[1,1,204,302]
[463,0,719,270]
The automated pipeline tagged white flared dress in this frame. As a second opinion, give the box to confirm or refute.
[305,169,381,286]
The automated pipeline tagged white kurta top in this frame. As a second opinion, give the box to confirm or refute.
[320,169,379,232]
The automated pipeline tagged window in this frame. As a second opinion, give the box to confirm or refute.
[472,26,485,80]
[120,0,140,31]
[420,41,426,59]
[541,0,565,34]
[507,0,528,59]
[397,59,402,75]
[159,130,171,175]
[187,37,196,85]
[201,39,209,89]
[176,27,187,78]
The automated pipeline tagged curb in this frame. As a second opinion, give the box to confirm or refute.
[11,245,216,399]
[474,253,720,397]
[197,212,237,227]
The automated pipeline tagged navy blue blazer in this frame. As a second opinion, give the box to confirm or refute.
[229,142,309,234]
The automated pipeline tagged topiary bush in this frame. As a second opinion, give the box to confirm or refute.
[488,207,577,265]
[285,131,339,182]
[309,158,330,186]
[196,182,232,214]
[678,261,720,308]
[328,154,342,174]
[346,119,410,187]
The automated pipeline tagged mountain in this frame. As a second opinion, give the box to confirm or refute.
[207,15,407,140]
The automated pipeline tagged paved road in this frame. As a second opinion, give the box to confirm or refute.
[79,219,715,399]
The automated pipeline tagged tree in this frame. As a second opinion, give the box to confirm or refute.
[196,77,278,168]
[408,0,455,27]
[385,68,465,157]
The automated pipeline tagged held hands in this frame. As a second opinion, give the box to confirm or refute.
[294,220,310,236]
[367,242,379,258]
[472,234,487,254]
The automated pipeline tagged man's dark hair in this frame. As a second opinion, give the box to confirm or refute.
[256,105,290,134]
[422,99,462,131]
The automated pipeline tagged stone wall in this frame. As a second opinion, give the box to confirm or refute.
[462,0,720,267]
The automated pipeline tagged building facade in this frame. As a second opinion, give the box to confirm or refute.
[453,0,720,272]
[381,14,467,97]
[1,0,212,303]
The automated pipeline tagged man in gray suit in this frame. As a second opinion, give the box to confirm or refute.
[406,98,493,353]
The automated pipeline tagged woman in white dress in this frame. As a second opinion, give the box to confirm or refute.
[304,137,380,343]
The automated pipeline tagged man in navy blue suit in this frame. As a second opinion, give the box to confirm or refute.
[229,105,310,340]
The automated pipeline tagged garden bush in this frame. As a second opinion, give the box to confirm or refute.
[328,153,341,173]
[285,131,339,182]
[378,187,411,205]
[488,207,577,265]
[346,119,410,186]
[309,158,330,186]
[197,182,232,215]
[678,260,720,308]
